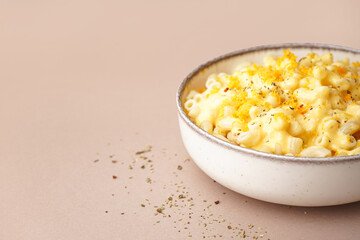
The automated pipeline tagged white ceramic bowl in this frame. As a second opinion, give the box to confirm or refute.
[177,43,360,207]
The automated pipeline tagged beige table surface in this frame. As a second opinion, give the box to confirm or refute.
[1,1,360,239]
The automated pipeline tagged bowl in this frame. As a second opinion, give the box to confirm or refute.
[176,43,360,206]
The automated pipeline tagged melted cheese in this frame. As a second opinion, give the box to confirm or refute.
[185,50,360,157]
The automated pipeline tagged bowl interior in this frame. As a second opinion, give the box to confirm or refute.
[178,43,360,163]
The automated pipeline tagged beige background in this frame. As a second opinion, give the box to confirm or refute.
[1,1,360,239]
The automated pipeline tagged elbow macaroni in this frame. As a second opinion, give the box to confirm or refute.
[184,50,360,157]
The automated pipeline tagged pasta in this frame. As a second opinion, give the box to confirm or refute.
[184,50,360,157]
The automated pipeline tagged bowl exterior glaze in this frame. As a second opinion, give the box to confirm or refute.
[177,43,360,206]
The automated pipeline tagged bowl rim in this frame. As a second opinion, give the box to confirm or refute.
[176,43,360,164]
